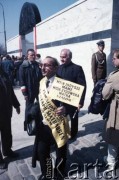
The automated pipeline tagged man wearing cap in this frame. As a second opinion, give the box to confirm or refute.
[91,40,107,85]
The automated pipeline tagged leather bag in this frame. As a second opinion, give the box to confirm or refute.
[26,102,41,136]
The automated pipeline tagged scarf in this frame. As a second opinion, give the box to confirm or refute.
[39,77,71,148]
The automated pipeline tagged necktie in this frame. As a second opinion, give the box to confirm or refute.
[46,80,50,88]
[31,64,34,68]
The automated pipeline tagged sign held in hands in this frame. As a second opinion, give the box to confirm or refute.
[49,77,84,107]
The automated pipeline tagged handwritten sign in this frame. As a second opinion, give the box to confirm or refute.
[49,77,84,107]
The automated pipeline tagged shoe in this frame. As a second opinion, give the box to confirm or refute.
[0,159,7,169]
[4,150,19,158]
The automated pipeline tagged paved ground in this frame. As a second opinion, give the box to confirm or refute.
[0,87,118,180]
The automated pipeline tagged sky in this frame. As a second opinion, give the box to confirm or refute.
[0,0,78,46]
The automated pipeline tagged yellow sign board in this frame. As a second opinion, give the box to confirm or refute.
[49,77,84,107]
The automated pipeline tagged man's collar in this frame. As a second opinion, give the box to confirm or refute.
[98,50,104,54]
[47,75,56,83]
[28,60,35,64]
[62,61,73,67]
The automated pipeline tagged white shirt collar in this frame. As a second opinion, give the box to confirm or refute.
[47,75,56,84]
[46,75,56,92]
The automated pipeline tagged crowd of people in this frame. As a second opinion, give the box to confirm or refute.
[0,53,42,87]
[0,42,119,179]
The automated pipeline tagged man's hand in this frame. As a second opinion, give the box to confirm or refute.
[16,107,20,114]
[24,96,28,101]
[77,104,82,111]
[55,106,66,116]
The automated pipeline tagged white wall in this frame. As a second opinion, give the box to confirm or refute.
[36,0,112,44]
[7,35,20,56]
[35,0,113,99]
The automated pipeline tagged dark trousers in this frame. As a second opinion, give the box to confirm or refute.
[70,111,78,139]
[37,124,67,179]
[0,117,12,155]
[24,99,35,131]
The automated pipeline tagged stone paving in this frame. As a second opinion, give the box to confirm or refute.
[0,87,118,180]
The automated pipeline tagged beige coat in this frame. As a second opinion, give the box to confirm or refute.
[102,69,119,146]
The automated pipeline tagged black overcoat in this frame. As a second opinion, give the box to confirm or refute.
[57,62,86,114]
[19,60,42,101]
[0,70,20,123]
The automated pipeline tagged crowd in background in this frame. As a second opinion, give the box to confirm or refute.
[0,53,41,86]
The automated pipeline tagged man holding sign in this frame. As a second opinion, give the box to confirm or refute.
[38,56,70,179]
[57,49,86,139]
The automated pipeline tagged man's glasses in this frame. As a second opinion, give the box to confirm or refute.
[40,63,54,68]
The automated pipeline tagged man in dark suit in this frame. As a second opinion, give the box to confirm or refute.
[57,48,86,139]
[19,49,42,130]
[37,56,70,180]
[0,63,20,169]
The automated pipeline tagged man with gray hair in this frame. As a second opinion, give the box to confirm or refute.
[57,48,86,139]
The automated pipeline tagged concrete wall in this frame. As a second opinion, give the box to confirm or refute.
[35,0,113,100]
[7,35,20,56]
[7,0,119,104]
